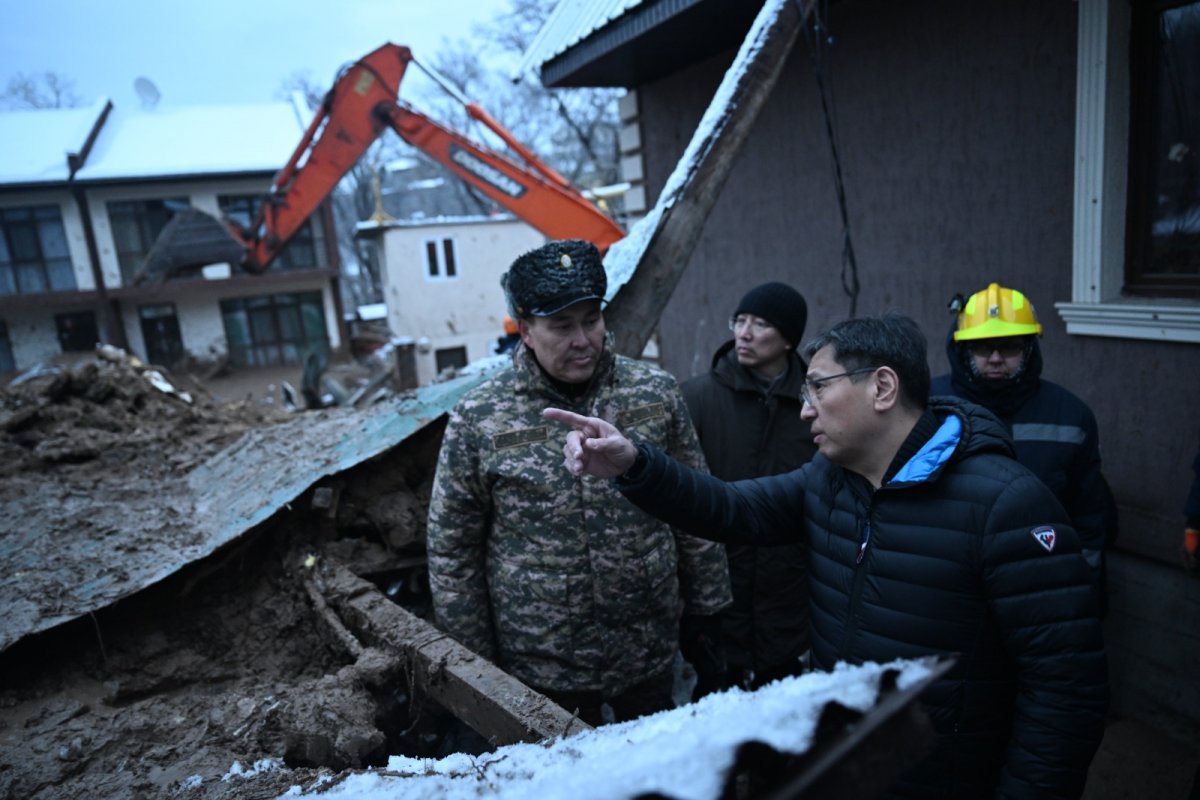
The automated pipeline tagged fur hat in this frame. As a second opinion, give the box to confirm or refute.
[734,282,808,346]
[501,240,606,317]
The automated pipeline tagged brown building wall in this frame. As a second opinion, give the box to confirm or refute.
[638,0,1198,564]
[631,0,1200,739]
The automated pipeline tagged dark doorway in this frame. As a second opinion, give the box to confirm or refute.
[139,303,184,368]
[55,311,99,353]
[0,320,14,374]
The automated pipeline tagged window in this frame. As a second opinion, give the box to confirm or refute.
[220,292,328,368]
[1058,0,1200,342]
[424,237,458,279]
[1125,0,1200,296]
[55,311,99,352]
[218,194,326,271]
[0,320,14,374]
[435,346,468,374]
[108,198,187,283]
[0,205,76,296]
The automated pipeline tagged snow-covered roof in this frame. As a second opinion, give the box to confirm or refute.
[0,95,309,187]
[516,0,646,78]
[0,98,110,184]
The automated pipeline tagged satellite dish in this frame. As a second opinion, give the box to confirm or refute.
[134,77,161,109]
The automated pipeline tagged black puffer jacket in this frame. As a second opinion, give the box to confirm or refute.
[619,396,1109,799]
[930,323,1118,571]
[681,341,816,681]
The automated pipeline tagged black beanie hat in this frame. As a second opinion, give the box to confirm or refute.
[734,282,808,346]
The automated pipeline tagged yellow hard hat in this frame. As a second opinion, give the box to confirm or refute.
[953,283,1042,342]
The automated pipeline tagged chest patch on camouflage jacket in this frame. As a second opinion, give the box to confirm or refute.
[492,426,549,451]
[617,402,665,428]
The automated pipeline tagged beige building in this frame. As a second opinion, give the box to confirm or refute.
[359,215,544,386]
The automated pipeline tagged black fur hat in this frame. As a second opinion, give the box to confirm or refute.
[501,239,607,317]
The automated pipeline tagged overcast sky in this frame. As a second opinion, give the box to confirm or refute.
[0,0,513,111]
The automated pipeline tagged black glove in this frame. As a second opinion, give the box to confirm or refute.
[679,613,729,700]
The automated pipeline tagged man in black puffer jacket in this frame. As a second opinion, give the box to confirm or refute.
[681,282,816,694]
[547,314,1109,799]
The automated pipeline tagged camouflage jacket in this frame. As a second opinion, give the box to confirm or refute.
[426,338,732,696]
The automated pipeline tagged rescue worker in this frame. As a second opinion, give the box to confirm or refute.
[930,283,1119,605]
[680,282,816,694]
[425,239,731,726]
[547,313,1109,798]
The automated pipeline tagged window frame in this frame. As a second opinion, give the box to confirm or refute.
[1059,0,1200,343]
[1123,0,1200,297]
[423,236,459,281]
[0,204,77,296]
[217,194,325,272]
[219,291,329,368]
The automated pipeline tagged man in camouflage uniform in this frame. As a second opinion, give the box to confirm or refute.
[426,239,732,726]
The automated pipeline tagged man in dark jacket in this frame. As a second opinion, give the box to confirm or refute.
[681,282,816,694]
[547,314,1109,798]
[930,283,1119,603]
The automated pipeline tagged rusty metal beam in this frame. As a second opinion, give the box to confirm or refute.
[317,560,592,746]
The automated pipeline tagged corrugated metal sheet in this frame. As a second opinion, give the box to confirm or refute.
[516,0,647,79]
[0,369,491,654]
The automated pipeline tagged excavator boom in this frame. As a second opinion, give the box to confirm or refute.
[136,42,623,283]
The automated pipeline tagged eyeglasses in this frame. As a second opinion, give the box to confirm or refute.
[800,367,877,406]
[964,339,1026,358]
[729,315,775,335]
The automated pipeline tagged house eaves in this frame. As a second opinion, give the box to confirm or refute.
[532,0,765,88]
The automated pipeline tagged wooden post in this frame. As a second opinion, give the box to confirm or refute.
[316,560,593,745]
[607,0,815,357]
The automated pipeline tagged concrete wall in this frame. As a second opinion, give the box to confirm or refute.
[378,218,545,386]
[631,0,1200,738]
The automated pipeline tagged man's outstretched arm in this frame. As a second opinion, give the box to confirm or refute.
[544,407,805,547]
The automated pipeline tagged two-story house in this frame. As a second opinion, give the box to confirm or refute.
[0,95,344,376]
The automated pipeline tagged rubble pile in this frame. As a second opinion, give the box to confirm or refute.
[0,348,449,800]
[0,346,289,480]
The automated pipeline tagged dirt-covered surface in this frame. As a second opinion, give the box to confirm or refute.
[0,351,1194,800]
[0,351,472,799]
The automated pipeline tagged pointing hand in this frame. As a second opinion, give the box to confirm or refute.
[543,407,638,478]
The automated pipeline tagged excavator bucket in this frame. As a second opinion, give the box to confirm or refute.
[133,209,247,284]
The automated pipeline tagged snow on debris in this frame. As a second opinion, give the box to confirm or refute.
[277,658,935,800]
[603,0,784,301]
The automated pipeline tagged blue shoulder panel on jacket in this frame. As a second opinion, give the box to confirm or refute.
[890,415,962,484]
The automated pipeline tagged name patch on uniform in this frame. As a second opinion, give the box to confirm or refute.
[1030,525,1057,552]
[492,426,549,451]
[617,403,665,428]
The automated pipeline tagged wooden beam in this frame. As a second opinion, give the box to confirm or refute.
[607,0,816,357]
[316,560,593,745]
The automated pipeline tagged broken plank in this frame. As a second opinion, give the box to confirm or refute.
[318,560,592,746]
[605,0,816,357]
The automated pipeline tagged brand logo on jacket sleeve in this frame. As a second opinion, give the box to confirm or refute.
[1030,525,1057,552]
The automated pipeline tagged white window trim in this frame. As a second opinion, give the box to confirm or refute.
[1060,0,1200,343]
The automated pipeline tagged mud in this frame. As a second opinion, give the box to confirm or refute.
[0,352,461,799]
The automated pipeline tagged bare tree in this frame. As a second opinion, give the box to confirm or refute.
[1,71,84,110]
[419,0,623,198]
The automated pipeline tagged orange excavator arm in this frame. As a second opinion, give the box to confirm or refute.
[137,42,623,281]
